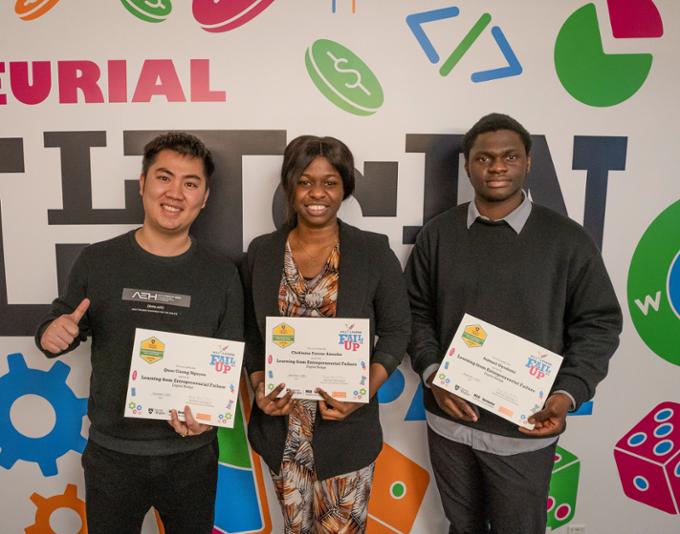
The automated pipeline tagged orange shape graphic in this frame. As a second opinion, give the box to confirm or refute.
[26,483,87,533]
[15,0,61,20]
[367,443,429,533]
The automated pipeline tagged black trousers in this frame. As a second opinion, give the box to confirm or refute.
[82,439,218,534]
[428,427,556,534]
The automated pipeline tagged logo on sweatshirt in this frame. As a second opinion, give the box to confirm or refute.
[139,337,165,364]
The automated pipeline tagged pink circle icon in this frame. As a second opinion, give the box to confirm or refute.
[555,503,571,521]
[546,496,555,512]
[192,0,275,33]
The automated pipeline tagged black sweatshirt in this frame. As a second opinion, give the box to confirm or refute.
[35,231,243,455]
[405,203,622,438]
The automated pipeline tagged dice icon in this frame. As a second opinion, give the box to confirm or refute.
[614,401,680,514]
[547,446,580,530]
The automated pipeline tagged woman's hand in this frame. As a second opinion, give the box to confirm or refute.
[168,405,211,438]
[317,388,363,421]
[251,371,295,416]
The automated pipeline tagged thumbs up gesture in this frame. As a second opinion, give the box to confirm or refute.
[40,298,90,354]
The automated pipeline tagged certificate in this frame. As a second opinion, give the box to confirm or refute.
[435,314,563,429]
[124,328,244,428]
[265,316,370,403]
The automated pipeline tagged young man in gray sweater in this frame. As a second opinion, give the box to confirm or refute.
[405,113,622,534]
[36,133,243,533]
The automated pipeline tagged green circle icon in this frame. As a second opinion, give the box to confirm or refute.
[390,481,406,499]
[554,3,653,107]
[627,199,680,365]
[121,0,171,23]
[305,39,384,116]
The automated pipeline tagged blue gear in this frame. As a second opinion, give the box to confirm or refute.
[0,353,87,477]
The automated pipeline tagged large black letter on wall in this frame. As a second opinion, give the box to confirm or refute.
[0,138,50,335]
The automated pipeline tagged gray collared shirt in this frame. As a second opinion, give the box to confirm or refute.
[424,194,565,455]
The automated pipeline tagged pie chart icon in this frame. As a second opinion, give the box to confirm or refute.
[554,2,663,107]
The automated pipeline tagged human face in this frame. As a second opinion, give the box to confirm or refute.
[464,129,531,216]
[139,149,209,237]
[293,156,344,230]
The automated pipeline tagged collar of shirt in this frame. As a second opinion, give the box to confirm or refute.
[466,192,532,234]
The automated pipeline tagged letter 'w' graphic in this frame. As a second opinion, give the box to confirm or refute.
[635,291,661,315]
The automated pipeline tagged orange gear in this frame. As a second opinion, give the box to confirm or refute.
[26,483,87,534]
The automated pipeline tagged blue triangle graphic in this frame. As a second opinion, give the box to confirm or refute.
[406,6,460,64]
[405,382,427,421]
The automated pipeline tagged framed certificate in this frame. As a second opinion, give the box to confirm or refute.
[435,313,563,429]
[265,316,370,403]
[124,328,245,428]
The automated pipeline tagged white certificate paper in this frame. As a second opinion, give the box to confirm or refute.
[265,316,370,403]
[435,314,563,429]
[124,328,244,428]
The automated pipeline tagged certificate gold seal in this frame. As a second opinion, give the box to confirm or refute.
[462,325,487,348]
[139,336,165,363]
[272,323,295,348]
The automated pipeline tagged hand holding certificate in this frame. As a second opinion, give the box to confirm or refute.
[124,328,244,428]
[265,316,371,403]
[434,314,563,430]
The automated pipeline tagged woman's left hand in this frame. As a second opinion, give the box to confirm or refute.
[317,388,363,421]
[169,405,211,438]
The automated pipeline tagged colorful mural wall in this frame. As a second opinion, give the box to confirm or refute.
[1,1,679,532]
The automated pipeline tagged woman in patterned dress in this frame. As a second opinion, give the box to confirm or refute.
[242,135,411,533]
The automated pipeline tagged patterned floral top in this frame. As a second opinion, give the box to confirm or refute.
[278,239,339,318]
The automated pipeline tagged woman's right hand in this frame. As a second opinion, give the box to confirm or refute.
[251,373,295,416]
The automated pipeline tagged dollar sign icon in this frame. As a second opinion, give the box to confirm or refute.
[325,51,371,96]
[305,39,384,116]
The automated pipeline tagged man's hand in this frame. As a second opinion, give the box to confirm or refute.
[40,298,90,354]
[169,405,211,438]
[428,371,478,423]
[519,392,572,437]
[317,388,363,421]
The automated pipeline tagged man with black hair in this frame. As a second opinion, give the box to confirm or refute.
[36,132,243,533]
[405,113,622,534]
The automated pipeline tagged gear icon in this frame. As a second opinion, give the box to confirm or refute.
[0,353,87,476]
[26,483,87,534]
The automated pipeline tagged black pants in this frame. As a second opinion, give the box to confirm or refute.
[428,427,556,534]
[82,439,218,534]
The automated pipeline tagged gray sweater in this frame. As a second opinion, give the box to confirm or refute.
[35,231,244,455]
[405,203,622,438]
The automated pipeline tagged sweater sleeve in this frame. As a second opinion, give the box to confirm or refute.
[34,249,92,358]
[404,229,442,379]
[215,265,245,343]
[241,240,265,374]
[552,251,623,408]
[370,236,411,375]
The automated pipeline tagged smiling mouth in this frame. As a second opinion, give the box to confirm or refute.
[161,203,182,213]
[305,204,329,215]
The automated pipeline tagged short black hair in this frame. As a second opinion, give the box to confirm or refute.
[280,135,355,226]
[142,132,215,187]
[462,113,532,161]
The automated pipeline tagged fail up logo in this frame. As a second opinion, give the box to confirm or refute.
[305,39,384,116]
[526,354,553,380]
